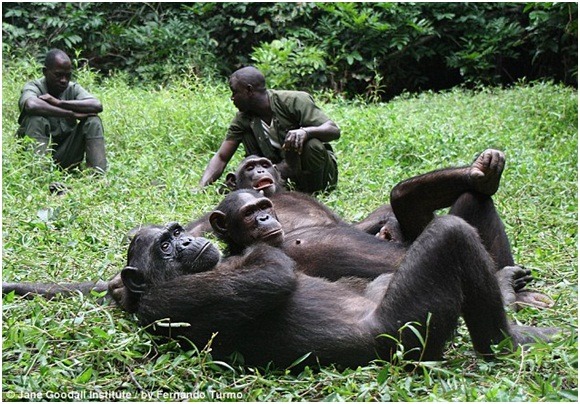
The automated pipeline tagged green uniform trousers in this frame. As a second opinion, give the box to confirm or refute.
[293,138,338,194]
[17,115,104,169]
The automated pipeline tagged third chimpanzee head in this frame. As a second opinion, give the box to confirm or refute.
[225,156,285,197]
[121,222,221,295]
[209,189,284,254]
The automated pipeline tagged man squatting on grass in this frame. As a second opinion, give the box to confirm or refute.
[16,49,107,172]
[199,66,340,194]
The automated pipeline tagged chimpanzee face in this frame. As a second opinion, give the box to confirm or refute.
[122,223,221,294]
[237,156,281,196]
[210,190,284,250]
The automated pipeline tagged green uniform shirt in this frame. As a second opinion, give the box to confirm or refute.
[226,89,334,163]
[18,78,95,137]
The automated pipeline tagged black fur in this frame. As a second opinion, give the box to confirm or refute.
[118,216,557,368]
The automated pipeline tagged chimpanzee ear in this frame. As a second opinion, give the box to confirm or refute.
[121,266,147,295]
[225,173,238,191]
[209,210,228,236]
[125,226,142,242]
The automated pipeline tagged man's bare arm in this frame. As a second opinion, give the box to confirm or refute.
[24,96,100,119]
[38,94,102,114]
[199,139,240,187]
[283,120,340,154]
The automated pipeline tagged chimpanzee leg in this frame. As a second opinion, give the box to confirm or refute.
[376,215,512,361]
[450,193,556,310]
[449,192,515,269]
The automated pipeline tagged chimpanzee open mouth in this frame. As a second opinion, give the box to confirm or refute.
[254,178,274,190]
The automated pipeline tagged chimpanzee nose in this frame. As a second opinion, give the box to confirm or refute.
[258,213,270,222]
[177,237,193,252]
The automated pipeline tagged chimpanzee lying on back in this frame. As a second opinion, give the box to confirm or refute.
[106,207,558,368]
[2,170,559,368]
[186,150,553,309]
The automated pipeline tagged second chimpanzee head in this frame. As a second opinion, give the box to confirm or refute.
[121,222,221,295]
[225,156,285,197]
[209,189,284,254]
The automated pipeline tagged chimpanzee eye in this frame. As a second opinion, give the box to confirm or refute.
[161,241,171,251]
[173,228,182,237]
[245,164,254,171]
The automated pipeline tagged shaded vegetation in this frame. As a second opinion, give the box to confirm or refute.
[2,2,577,99]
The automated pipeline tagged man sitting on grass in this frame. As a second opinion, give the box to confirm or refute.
[16,49,107,173]
[199,66,340,194]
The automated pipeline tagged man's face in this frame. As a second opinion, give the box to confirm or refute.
[229,77,252,113]
[43,56,72,97]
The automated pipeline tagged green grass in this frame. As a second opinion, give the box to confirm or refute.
[2,60,578,401]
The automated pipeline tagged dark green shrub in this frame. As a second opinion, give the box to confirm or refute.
[2,2,577,96]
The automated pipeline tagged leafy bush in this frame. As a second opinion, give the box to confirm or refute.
[251,38,327,89]
[2,2,577,96]
[2,3,219,83]
[115,12,219,83]
[251,2,577,97]
[524,2,578,83]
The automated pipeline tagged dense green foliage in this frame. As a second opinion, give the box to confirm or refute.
[2,2,577,98]
[2,56,577,401]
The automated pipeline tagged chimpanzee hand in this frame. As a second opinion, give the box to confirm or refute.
[468,149,505,196]
[283,129,309,154]
[277,151,302,181]
[108,272,140,313]
[495,265,531,307]
[375,216,404,242]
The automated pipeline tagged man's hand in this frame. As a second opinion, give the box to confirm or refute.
[72,111,97,120]
[36,94,100,119]
[283,128,309,154]
[38,93,61,107]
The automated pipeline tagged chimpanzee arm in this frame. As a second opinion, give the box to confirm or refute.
[2,280,109,299]
[136,245,298,334]
[390,149,505,241]
[183,212,212,237]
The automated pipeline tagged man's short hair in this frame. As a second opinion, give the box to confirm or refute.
[230,66,266,91]
[44,49,70,69]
